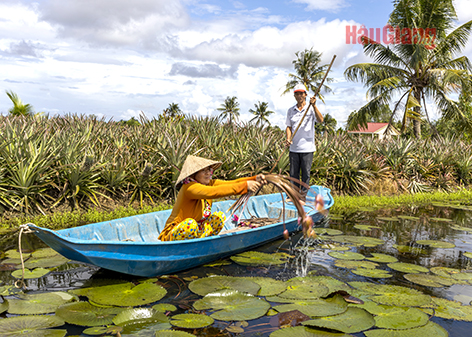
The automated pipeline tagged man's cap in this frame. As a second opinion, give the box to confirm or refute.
[293,84,307,93]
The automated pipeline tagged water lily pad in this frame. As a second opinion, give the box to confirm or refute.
[377,217,400,222]
[113,308,164,325]
[306,276,352,293]
[398,215,420,221]
[387,262,429,274]
[415,240,455,248]
[270,325,354,336]
[354,225,381,230]
[152,303,177,312]
[335,260,379,269]
[451,225,472,232]
[0,299,8,314]
[330,236,385,247]
[0,315,66,337]
[351,268,392,279]
[328,251,365,260]
[24,255,70,269]
[154,331,196,337]
[203,259,232,267]
[428,297,472,321]
[7,292,71,315]
[83,326,122,335]
[313,228,344,235]
[430,266,464,279]
[170,313,214,329]
[464,252,472,259]
[230,251,290,266]
[404,273,453,287]
[273,294,348,317]
[31,248,62,259]
[370,305,429,329]
[302,307,375,333]
[364,321,447,337]
[188,275,260,296]
[279,278,329,299]
[366,254,398,263]
[83,282,166,307]
[430,217,453,223]
[56,301,124,326]
[348,282,431,307]
[392,245,427,254]
[0,285,22,296]
[11,268,50,279]
[320,243,350,251]
[5,249,31,259]
[193,289,270,321]
[241,277,287,296]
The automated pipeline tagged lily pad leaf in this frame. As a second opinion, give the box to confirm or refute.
[154,331,196,336]
[24,255,70,269]
[302,307,375,333]
[464,252,472,259]
[328,252,365,261]
[1,299,8,314]
[11,268,50,279]
[240,277,287,296]
[270,325,354,336]
[450,225,472,232]
[0,315,66,337]
[364,321,448,337]
[273,294,348,317]
[404,273,454,288]
[84,282,167,307]
[351,268,392,279]
[365,254,398,263]
[320,243,350,251]
[415,240,455,248]
[371,306,429,329]
[354,225,381,230]
[392,244,427,254]
[230,251,290,266]
[335,260,379,269]
[330,236,385,247]
[348,282,431,307]
[56,301,123,326]
[112,307,165,325]
[398,215,420,221]
[31,248,62,259]
[7,292,71,315]
[428,297,472,321]
[193,289,270,321]
[387,262,429,274]
[188,275,260,296]
[152,303,177,312]
[170,313,214,329]
[313,228,344,236]
[279,279,329,299]
[82,326,108,335]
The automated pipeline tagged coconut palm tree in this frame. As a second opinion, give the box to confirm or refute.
[249,101,275,128]
[6,90,34,116]
[162,103,182,118]
[217,96,240,125]
[283,48,333,100]
[345,0,472,138]
[315,113,337,135]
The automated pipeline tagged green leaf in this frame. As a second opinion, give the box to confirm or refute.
[170,313,214,329]
[240,277,287,296]
[0,315,66,337]
[270,325,354,336]
[11,268,50,279]
[273,294,348,317]
[404,273,454,288]
[365,254,398,263]
[193,289,270,321]
[56,301,123,326]
[188,275,260,296]
[230,251,290,266]
[329,251,365,260]
[7,292,71,315]
[302,307,375,333]
[335,260,379,269]
[364,321,448,337]
[415,240,455,248]
[387,262,429,273]
[351,268,392,279]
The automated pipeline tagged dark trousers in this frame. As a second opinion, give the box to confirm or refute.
[289,151,313,196]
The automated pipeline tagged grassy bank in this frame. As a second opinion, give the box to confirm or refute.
[2,188,472,232]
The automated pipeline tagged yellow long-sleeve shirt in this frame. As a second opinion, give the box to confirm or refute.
[158,176,256,241]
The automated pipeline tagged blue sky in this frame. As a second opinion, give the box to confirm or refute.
[1,0,471,128]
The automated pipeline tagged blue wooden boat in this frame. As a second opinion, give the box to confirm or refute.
[27,185,333,277]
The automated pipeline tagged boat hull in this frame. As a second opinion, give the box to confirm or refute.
[28,186,333,277]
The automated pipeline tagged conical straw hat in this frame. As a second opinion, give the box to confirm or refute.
[175,155,222,187]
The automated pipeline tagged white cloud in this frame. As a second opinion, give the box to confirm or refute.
[292,0,349,12]
[455,0,472,23]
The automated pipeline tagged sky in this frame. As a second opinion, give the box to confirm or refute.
[1,0,472,128]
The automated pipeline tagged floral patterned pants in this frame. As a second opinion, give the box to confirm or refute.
[170,211,226,240]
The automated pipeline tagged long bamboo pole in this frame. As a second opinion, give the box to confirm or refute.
[269,54,337,174]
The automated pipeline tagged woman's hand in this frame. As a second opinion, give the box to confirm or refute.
[247,180,262,193]
[256,174,267,185]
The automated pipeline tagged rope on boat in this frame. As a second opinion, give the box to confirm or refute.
[15,223,35,290]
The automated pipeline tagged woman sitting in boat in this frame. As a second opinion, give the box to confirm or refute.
[158,155,266,241]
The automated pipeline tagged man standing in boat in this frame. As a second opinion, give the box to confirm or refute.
[285,84,324,203]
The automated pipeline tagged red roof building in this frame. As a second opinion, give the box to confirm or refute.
[348,123,400,139]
